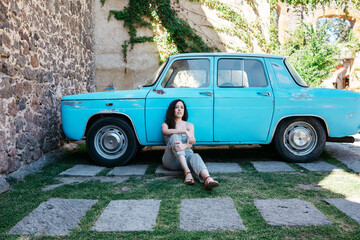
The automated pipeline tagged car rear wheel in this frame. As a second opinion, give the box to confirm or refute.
[273,118,326,162]
[86,117,138,167]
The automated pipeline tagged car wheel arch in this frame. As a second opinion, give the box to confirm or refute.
[85,113,141,145]
[270,115,329,143]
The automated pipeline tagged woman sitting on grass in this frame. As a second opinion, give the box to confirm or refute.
[161,99,219,190]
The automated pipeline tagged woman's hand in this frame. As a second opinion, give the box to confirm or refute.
[185,130,196,144]
[173,142,192,152]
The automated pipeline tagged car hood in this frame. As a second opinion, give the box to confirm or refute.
[61,89,151,101]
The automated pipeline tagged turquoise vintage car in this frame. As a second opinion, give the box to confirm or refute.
[61,53,360,166]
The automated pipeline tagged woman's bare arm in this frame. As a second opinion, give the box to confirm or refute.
[173,123,195,151]
[162,123,188,136]
[162,122,193,151]
[186,123,196,144]
[173,142,192,151]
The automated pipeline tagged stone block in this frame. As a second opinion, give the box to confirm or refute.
[42,176,129,191]
[107,165,148,176]
[92,199,161,232]
[180,198,245,231]
[0,151,9,173]
[251,161,295,172]
[326,143,359,161]
[254,199,332,226]
[8,198,97,235]
[155,165,182,175]
[327,141,360,173]
[206,162,242,173]
[340,160,360,173]
[0,177,9,194]
[326,198,360,224]
[59,164,106,176]
[297,161,342,172]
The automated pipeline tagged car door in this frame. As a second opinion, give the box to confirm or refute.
[213,57,274,142]
[145,57,214,143]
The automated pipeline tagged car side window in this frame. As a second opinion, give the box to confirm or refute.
[161,59,209,88]
[217,59,267,87]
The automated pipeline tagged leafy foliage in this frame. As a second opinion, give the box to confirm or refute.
[277,22,340,87]
[279,0,360,10]
[101,0,213,62]
[100,0,359,87]
[317,17,351,43]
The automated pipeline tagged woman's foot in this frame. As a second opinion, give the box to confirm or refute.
[184,172,195,185]
[204,176,219,190]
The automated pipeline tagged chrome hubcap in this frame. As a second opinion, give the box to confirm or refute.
[94,125,128,159]
[283,121,317,156]
[102,132,122,151]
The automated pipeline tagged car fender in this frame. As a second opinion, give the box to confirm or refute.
[61,99,147,144]
[268,114,330,143]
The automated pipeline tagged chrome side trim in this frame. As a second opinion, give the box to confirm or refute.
[81,112,142,144]
[269,115,330,142]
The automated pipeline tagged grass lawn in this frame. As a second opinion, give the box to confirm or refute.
[0,144,359,239]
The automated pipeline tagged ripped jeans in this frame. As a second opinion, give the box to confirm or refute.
[162,134,207,182]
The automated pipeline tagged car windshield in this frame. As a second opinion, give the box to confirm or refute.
[284,59,308,87]
[144,61,167,87]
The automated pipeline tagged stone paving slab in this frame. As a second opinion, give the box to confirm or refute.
[8,198,97,235]
[206,162,242,173]
[251,161,295,172]
[254,199,332,226]
[59,164,106,176]
[326,143,360,161]
[92,199,161,232]
[42,176,129,191]
[340,160,360,173]
[155,165,182,175]
[107,165,149,176]
[180,198,245,231]
[326,198,360,224]
[326,143,360,173]
[297,161,342,172]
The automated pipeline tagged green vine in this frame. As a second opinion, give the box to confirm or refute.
[195,0,255,51]
[279,0,359,10]
[266,0,281,53]
[100,0,359,88]
[101,0,213,63]
[195,0,277,53]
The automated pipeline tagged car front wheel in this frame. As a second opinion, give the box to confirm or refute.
[86,117,138,167]
[273,118,326,162]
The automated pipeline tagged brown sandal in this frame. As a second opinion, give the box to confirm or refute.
[184,172,195,185]
[204,176,219,190]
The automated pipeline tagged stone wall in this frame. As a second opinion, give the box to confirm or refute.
[93,0,159,91]
[0,0,95,175]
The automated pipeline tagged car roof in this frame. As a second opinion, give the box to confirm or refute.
[169,52,286,60]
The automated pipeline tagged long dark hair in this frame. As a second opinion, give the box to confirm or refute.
[165,99,188,129]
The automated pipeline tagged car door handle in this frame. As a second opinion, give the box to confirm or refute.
[199,92,212,97]
[257,92,271,97]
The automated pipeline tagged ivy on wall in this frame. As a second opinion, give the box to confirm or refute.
[101,0,359,87]
[101,0,276,62]
[278,0,359,10]
[101,0,213,63]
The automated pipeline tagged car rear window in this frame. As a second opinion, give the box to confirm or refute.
[284,59,308,87]
[270,59,308,88]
